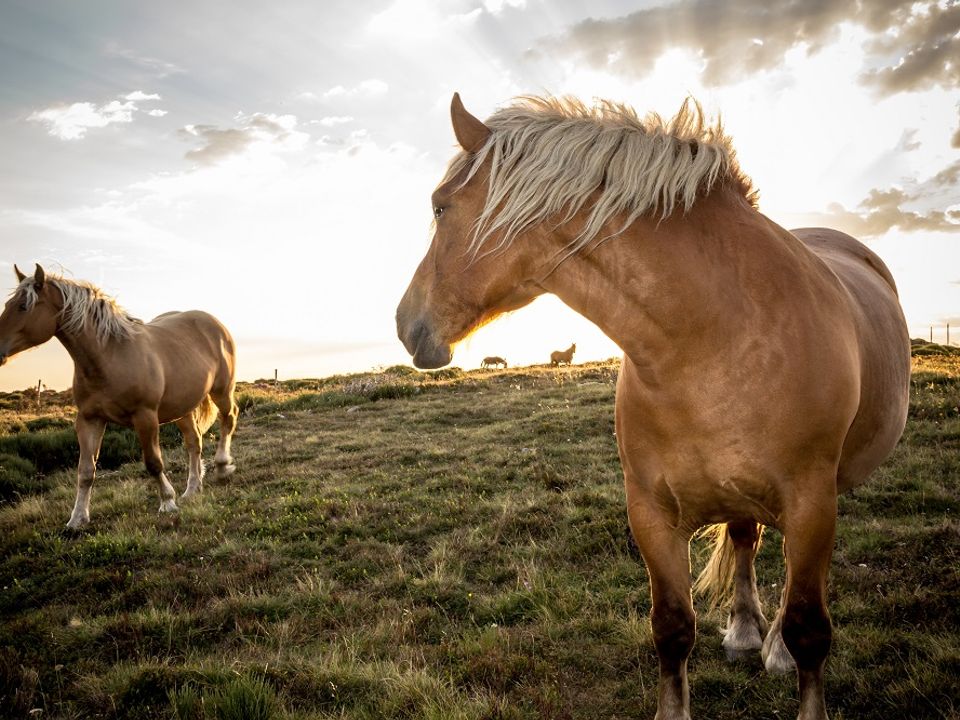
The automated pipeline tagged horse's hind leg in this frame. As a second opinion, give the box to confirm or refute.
[723,520,768,661]
[175,414,204,499]
[762,586,796,674]
[67,414,106,529]
[211,385,238,479]
[133,409,178,514]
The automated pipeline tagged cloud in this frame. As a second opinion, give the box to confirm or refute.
[179,113,308,166]
[124,91,161,102]
[28,91,165,140]
[544,0,959,95]
[805,160,960,237]
[322,79,389,100]
[317,115,354,127]
[953,107,960,148]
[29,99,137,140]
[896,128,921,152]
[105,43,185,78]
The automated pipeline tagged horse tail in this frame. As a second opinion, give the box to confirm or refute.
[693,523,736,609]
[195,395,219,435]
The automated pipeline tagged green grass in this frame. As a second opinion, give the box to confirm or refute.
[0,358,957,719]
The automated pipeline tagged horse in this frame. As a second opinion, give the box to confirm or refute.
[481,355,507,369]
[550,343,576,367]
[396,94,910,720]
[0,265,239,529]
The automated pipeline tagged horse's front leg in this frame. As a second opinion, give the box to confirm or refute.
[66,414,105,529]
[627,481,696,720]
[132,409,178,514]
[175,414,204,498]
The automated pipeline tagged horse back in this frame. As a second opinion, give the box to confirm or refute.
[792,227,910,491]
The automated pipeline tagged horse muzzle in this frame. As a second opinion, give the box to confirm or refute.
[396,315,452,370]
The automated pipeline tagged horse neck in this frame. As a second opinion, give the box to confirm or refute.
[56,322,113,385]
[539,188,764,363]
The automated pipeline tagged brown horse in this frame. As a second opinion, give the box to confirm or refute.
[396,94,910,720]
[0,265,239,529]
[549,343,575,367]
[481,355,507,369]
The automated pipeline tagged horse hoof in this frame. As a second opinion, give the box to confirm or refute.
[762,632,796,675]
[215,463,236,479]
[180,487,201,500]
[65,518,89,532]
[158,499,179,514]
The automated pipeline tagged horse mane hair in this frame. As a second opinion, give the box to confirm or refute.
[17,274,142,344]
[443,95,758,262]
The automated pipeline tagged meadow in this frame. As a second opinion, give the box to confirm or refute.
[0,351,958,719]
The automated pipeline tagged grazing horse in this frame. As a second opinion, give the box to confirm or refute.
[481,355,507,369]
[0,265,239,528]
[550,343,576,367]
[396,94,910,720]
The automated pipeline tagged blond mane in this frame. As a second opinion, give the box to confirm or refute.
[444,96,758,261]
[17,274,142,344]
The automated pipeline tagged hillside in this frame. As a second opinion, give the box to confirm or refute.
[0,356,958,719]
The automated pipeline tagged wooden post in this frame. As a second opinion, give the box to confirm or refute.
[274,368,278,383]
[948,323,951,346]
[36,379,42,410]
[930,326,933,342]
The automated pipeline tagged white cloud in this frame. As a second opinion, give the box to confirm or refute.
[28,100,137,140]
[318,115,354,127]
[28,91,164,140]
[125,91,161,101]
[322,79,389,99]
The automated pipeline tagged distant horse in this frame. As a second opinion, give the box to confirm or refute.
[549,343,575,367]
[0,265,239,529]
[397,94,910,720]
[481,355,507,369]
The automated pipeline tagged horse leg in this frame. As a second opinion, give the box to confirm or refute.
[132,410,178,513]
[762,585,796,674]
[66,414,105,529]
[723,520,768,661]
[211,386,238,479]
[780,485,837,720]
[175,414,204,499]
[627,488,695,720]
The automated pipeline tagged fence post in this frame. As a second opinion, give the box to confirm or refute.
[36,379,42,410]
[948,323,951,346]
[930,326,933,342]
[274,368,278,383]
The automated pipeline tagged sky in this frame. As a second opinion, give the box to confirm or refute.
[1,0,958,391]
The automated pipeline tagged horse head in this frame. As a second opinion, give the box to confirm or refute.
[0,264,60,366]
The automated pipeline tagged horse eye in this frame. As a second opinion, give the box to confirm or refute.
[18,302,27,312]
[433,206,444,219]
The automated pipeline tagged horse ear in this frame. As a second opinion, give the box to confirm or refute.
[14,264,26,282]
[451,93,491,153]
[34,264,45,291]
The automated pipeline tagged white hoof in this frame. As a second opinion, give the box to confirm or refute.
[181,486,201,500]
[722,613,765,662]
[66,514,90,530]
[158,498,179,514]
[215,463,236,479]
[762,628,796,674]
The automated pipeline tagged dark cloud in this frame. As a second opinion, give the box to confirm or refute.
[815,180,960,237]
[545,0,957,95]
[860,3,960,94]
[179,114,294,165]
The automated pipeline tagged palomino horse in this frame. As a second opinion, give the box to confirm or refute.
[481,355,507,369]
[0,265,239,528]
[550,343,576,367]
[396,94,910,719]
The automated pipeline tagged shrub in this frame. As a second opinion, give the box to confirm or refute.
[208,676,278,720]
[0,453,48,504]
[25,416,72,432]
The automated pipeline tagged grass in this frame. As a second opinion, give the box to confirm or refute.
[0,356,957,719]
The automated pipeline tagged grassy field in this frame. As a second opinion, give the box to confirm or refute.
[0,353,958,719]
